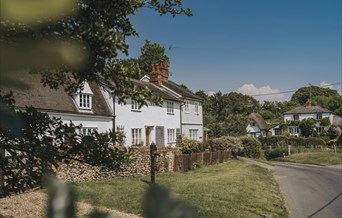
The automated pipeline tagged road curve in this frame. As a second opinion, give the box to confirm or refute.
[273,162,342,218]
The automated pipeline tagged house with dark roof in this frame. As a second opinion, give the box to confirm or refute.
[140,63,204,142]
[284,101,334,136]
[246,113,269,137]
[11,74,114,135]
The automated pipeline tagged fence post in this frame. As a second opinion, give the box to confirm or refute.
[0,148,4,196]
[150,142,157,184]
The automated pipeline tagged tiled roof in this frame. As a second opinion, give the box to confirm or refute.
[249,113,269,130]
[284,106,331,114]
[132,79,181,102]
[8,74,112,117]
[162,80,203,101]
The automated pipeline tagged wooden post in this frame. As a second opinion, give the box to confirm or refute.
[0,148,5,196]
[150,142,157,184]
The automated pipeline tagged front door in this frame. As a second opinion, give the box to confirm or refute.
[145,127,150,146]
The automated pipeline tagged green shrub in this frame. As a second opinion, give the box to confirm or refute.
[208,136,242,152]
[320,117,331,126]
[264,148,288,160]
[240,136,262,158]
[304,137,326,148]
[259,136,287,149]
[176,139,204,154]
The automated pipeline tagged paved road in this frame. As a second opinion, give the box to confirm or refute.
[273,162,342,218]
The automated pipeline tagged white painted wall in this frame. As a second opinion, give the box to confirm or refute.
[114,98,181,147]
[47,112,113,133]
[284,112,333,136]
[284,113,333,122]
[181,100,203,141]
[246,124,262,137]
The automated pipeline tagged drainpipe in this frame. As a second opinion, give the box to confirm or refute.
[179,101,184,143]
[112,92,116,143]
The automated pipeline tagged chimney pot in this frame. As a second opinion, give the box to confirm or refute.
[151,64,155,72]
[156,64,160,72]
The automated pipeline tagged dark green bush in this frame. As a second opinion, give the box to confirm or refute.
[208,136,242,152]
[264,148,288,160]
[259,136,287,148]
[240,136,262,158]
[304,137,326,148]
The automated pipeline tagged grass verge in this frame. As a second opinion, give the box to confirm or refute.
[274,152,342,166]
[72,160,287,217]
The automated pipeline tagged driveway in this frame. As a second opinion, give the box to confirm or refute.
[273,162,342,218]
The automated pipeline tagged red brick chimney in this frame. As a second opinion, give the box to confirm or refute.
[305,98,311,108]
[150,62,169,86]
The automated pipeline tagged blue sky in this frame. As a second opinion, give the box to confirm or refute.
[126,0,342,101]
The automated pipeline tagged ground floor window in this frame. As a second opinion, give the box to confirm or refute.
[275,128,282,135]
[189,129,198,140]
[167,129,175,143]
[132,128,142,145]
[81,127,97,136]
[289,127,299,134]
[250,132,257,137]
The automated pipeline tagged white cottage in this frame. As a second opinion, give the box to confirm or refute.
[12,75,113,135]
[284,102,334,136]
[102,77,182,147]
[246,113,269,137]
[140,63,204,142]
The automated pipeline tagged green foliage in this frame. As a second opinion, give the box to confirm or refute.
[299,118,316,138]
[142,184,197,218]
[176,139,204,154]
[337,134,342,146]
[320,117,330,126]
[224,114,249,136]
[260,110,276,120]
[291,86,340,105]
[240,136,262,158]
[138,40,170,75]
[259,136,326,150]
[1,0,191,104]
[208,136,242,152]
[264,148,288,160]
[0,93,131,196]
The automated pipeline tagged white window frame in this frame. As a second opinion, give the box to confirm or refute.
[167,101,174,114]
[293,114,299,121]
[81,127,97,136]
[131,100,141,111]
[131,128,142,145]
[316,113,322,120]
[167,129,175,143]
[79,94,92,110]
[194,102,199,115]
[189,129,198,140]
[184,100,190,113]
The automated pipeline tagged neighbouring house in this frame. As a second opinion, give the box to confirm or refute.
[284,100,334,136]
[140,63,204,142]
[11,75,114,135]
[269,124,284,136]
[246,113,269,137]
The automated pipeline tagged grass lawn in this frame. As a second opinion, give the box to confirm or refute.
[72,160,288,217]
[274,152,342,166]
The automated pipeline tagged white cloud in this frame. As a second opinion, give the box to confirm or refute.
[320,81,333,89]
[237,84,287,102]
[320,81,342,95]
[206,91,216,97]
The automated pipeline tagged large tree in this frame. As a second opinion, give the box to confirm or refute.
[1,0,191,103]
[291,86,340,105]
[0,0,192,196]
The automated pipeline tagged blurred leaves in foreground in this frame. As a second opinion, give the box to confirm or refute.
[46,177,197,218]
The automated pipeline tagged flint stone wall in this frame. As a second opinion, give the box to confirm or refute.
[57,147,174,183]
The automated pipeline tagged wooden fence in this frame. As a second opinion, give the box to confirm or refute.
[173,150,232,172]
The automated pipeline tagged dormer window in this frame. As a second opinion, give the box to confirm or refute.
[79,94,91,109]
[75,82,93,111]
